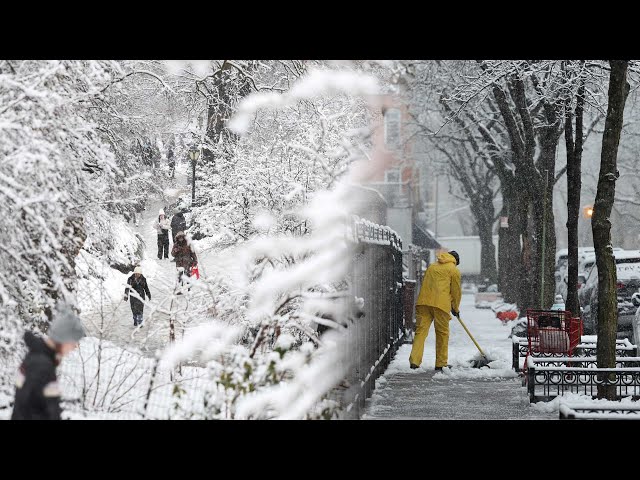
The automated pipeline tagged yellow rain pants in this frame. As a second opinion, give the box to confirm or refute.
[409,305,451,368]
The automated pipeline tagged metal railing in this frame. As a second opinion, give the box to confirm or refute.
[527,360,640,403]
[559,403,640,419]
[342,216,404,418]
[512,337,638,372]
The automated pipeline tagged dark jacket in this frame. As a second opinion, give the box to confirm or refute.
[11,332,62,420]
[170,213,187,233]
[125,274,151,314]
[171,233,197,271]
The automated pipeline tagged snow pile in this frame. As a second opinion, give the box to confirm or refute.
[530,392,640,414]
[433,360,518,380]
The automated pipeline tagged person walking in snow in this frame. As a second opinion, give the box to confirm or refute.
[124,266,151,327]
[11,302,85,420]
[171,231,198,286]
[170,210,187,244]
[156,209,171,259]
[409,250,462,371]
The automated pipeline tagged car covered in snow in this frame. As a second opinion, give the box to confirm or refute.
[555,249,623,301]
[578,250,640,343]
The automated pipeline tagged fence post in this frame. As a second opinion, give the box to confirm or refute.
[142,354,160,419]
[528,364,535,403]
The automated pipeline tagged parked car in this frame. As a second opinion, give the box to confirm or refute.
[578,250,640,343]
[555,248,623,299]
[556,271,588,304]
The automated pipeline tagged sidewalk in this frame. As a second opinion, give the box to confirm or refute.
[362,294,556,420]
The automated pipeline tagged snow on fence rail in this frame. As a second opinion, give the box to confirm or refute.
[527,358,640,403]
[559,402,640,420]
[512,337,637,372]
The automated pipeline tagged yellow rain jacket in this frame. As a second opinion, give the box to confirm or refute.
[416,252,462,314]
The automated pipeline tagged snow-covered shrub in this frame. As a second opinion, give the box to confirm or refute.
[158,65,389,418]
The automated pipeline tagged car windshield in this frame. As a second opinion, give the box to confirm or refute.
[616,258,640,280]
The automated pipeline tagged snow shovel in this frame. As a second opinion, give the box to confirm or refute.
[453,312,491,368]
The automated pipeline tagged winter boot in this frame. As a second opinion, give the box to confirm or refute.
[434,365,452,371]
[410,363,419,369]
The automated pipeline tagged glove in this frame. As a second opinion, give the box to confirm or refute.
[451,309,459,317]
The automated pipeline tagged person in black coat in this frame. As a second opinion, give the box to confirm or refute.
[170,211,187,243]
[124,266,151,326]
[11,302,85,420]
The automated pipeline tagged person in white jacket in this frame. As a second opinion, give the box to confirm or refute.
[156,209,171,259]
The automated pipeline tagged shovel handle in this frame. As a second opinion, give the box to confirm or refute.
[454,313,488,359]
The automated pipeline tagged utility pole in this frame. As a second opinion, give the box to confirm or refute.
[434,176,439,239]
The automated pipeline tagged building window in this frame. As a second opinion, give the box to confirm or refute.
[385,168,400,183]
[384,108,401,149]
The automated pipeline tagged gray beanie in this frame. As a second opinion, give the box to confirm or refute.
[48,303,86,344]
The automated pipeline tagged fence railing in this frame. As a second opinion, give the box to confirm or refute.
[512,337,638,372]
[559,402,640,419]
[527,360,640,403]
[342,216,404,419]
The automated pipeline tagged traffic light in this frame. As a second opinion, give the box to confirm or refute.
[583,205,594,219]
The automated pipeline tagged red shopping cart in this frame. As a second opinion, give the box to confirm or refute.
[523,309,582,371]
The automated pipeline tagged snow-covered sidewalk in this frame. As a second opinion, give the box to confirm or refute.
[362,294,557,419]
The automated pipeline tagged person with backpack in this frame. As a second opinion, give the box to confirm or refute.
[11,302,85,420]
[156,209,170,260]
[171,231,198,287]
[409,250,462,371]
[124,266,152,327]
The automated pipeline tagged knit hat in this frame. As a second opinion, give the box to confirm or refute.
[448,250,460,265]
[48,302,85,344]
[159,209,165,216]
[134,266,142,274]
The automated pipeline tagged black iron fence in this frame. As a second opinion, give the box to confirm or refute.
[342,216,404,419]
[527,362,640,403]
[512,337,638,372]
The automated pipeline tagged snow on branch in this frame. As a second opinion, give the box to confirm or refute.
[228,67,380,134]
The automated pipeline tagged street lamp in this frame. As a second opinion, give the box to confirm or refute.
[583,205,594,219]
[189,149,200,203]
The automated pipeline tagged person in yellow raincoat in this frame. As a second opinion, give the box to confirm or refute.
[409,250,461,371]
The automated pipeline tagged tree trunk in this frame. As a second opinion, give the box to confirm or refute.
[594,60,629,399]
[498,185,524,307]
[478,217,498,285]
[530,130,561,310]
[565,73,585,316]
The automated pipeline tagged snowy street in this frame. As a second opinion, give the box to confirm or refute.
[363,294,556,419]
